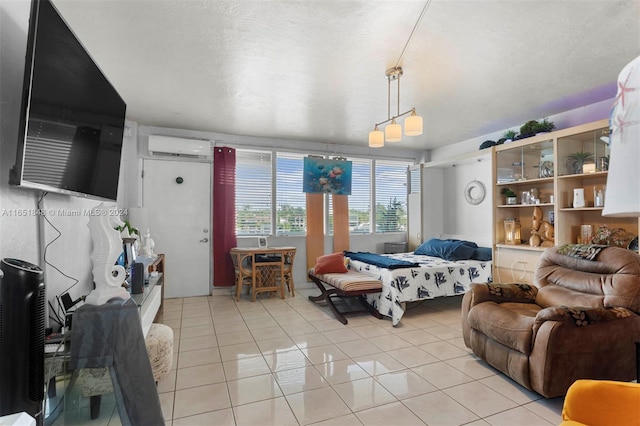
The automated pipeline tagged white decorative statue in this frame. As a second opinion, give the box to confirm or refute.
[85,203,130,305]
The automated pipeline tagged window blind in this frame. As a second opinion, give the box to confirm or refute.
[375,160,410,233]
[235,150,272,236]
[276,153,306,236]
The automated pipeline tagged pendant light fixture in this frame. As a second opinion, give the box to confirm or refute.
[367,1,431,148]
[368,67,423,147]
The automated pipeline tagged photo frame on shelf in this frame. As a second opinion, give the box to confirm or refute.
[258,236,268,248]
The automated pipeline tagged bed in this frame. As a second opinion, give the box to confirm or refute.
[348,251,492,326]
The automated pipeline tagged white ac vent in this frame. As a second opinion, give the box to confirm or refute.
[148,135,211,158]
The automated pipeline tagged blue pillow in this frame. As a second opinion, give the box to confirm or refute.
[414,238,477,261]
[471,247,492,261]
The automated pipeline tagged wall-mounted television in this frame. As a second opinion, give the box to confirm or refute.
[10,0,126,201]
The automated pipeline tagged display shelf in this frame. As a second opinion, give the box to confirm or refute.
[496,177,555,186]
[557,171,608,180]
[498,203,554,208]
[491,119,640,283]
[559,207,603,212]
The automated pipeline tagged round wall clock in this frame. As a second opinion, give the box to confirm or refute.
[464,180,486,205]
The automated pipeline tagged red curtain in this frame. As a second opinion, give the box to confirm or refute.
[213,147,237,287]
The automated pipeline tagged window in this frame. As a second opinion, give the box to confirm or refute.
[276,153,306,236]
[235,150,272,236]
[234,149,412,237]
[327,158,371,234]
[375,160,409,233]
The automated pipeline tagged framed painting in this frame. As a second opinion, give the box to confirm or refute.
[303,157,352,195]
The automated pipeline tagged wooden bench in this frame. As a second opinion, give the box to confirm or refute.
[308,269,383,324]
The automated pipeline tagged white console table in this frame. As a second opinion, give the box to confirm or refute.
[130,253,164,337]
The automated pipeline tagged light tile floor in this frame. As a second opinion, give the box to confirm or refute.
[79,288,566,425]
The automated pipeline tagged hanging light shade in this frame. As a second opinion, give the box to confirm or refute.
[404,109,423,136]
[368,126,384,148]
[385,119,402,142]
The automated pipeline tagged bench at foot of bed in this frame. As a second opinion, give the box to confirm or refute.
[308,269,383,324]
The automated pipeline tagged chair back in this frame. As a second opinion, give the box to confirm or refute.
[534,246,640,312]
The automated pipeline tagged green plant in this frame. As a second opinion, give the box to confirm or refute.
[518,119,556,139]
[115,220,139,236]
[501,188,516,197]
[479,140,496,150]
[565,152,594,174]
[503,130,518,140]
[537,118,556,132]
[519,120,539,139]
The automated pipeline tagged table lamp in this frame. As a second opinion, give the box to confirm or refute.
[602,54,640,219]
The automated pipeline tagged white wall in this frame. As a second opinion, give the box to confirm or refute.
[440,155,493,247]
[421,152,493,247]
[1,0,40,264]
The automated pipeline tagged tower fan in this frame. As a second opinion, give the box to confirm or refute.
[0,258,45,423]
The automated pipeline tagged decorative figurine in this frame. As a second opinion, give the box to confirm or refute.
[529,206,555,247]
[85,203,130,305]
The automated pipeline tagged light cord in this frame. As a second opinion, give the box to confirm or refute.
[394,0,432,69]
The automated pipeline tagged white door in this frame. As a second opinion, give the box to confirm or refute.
[142,158,211,298]
[407,165,423,251]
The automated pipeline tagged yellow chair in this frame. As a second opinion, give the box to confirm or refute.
[561,379,640,426]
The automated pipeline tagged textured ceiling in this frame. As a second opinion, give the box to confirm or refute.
[52,0,640,151]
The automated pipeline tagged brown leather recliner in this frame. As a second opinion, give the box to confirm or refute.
[462,245,640,398]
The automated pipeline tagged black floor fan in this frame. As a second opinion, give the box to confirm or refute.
[0,258,45,425]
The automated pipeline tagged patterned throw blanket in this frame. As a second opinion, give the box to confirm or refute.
[557,244,608,261]
[344,251,420,270]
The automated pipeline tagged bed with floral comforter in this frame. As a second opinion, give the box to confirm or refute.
[348,253,492,326]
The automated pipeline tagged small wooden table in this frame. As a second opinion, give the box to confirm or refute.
[230,247,296,301]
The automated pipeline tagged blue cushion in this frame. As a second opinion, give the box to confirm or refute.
[414,238,477,261]
[471,247,492,261]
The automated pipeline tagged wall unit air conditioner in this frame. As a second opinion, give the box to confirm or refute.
[147,135,211,158]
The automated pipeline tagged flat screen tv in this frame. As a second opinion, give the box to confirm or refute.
[10,0,126,201]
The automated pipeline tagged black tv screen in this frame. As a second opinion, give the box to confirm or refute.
[10,0,126,201]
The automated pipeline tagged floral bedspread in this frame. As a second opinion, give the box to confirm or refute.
[349,253,492,326]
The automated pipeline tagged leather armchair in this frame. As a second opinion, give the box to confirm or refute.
[462,245,640,398]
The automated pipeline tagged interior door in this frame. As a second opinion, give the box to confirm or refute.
[142,158,211,298]
[407,164,423,250]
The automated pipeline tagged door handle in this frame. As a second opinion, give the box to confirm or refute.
[199,238,209,243]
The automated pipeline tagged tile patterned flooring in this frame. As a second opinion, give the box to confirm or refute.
[81,288,565,425]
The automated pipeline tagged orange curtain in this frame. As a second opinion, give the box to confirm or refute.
[306,193,324,272]
[332,194,350,252]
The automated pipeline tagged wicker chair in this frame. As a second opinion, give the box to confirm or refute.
[282,248,297,296]
[230,249,254,301]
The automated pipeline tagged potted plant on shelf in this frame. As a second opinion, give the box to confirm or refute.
[115,220,139,239]
[503,130,518,143]
[479,140,496,150]
[565,152,594,175]
[501,188,518,205]
[518,120,540,139]
[517,119,556,139]
[537,118,556,133]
